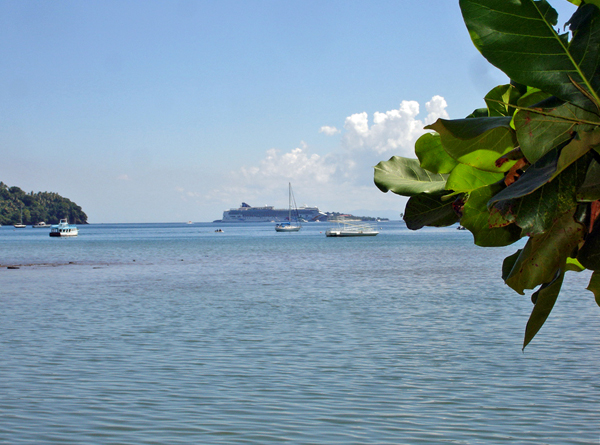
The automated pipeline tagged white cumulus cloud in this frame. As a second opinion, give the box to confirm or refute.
[240,144,335,185]
[342,96,448,156]
[319,125,340,136]
[212,96,449,213]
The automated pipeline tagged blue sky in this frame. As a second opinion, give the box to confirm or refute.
[1,0,576,223]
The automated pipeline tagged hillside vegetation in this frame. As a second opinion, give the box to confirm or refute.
[0,182,88,225]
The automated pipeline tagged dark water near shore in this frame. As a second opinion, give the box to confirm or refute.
[1,222,599,444]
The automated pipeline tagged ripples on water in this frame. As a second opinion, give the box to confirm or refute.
[1,222,599,444]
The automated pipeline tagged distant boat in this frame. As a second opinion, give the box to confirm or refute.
[14,206,26,228]
[325,219,379,237]
[275,183,302,232]
[33,222,50,228]
[49,219,78,237]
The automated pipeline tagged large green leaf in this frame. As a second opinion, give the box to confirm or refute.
[373,156,448,197]
[415,133,458,174]
[426,117,517,173]
[461,185,523,247]
[504,209,585,294]
[460,0,600,111]
[404,191,459,230]
[493,153,591,235]
[446,163,504,193]
[514,101,599,163]
[523,266,566,349]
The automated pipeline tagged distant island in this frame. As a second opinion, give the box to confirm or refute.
[325,212,389,222]
[0,182,88,226]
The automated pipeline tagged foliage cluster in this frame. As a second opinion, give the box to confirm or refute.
[0,182,88,226]
[374,0,600,348]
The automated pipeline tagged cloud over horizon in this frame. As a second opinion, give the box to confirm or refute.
[209,96,449,212]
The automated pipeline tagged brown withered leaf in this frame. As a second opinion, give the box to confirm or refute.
[504,158,529,186]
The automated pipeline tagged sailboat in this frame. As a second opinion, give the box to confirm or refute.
[14,205,26,228]
[275,183,302,232]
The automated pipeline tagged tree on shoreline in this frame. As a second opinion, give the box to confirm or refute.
[0,182,88,225]
[374,0,600,348]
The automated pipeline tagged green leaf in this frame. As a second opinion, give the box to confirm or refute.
[489,148,561,206]
[504,209,585,294]
[514,101,599,163]
[523,266,566,349]
[460,0,600,111]
[415,133,459,174]
[488,141,592,208]
[556,128,600,176]
[467,108,489,118]
[461,185,523,247]
[485,84,525,117]
[566,257,585,272]
[502,250,522,281]
[578,217,600,270]
[587,271,600,306]
[577,158,600,201]
[446,163,505,193]
[374,156,448,197]
[404,191,459,230]
[516,88,553,109]
[493,152,591,235]
[426,117,517,173]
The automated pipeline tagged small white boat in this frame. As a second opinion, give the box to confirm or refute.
[49,219,78,237]
[14,207,26,228]
[275,222,301,232]
[33,222,50,228]
[325,220,379,237]
[275,183,302,232]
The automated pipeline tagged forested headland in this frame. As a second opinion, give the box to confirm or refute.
[0,182,88,225]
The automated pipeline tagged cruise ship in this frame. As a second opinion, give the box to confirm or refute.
[215,202,327,223]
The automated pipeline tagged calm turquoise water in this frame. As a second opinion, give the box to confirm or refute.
[1,222,598,444]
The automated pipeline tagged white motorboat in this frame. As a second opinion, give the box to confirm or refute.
[49,219,78,237]
[325,220,379,237]
[33,222,50,228]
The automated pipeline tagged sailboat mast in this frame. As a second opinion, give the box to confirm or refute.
[288,182,292,223]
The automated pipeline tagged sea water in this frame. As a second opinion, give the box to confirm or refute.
[1,222,598,444]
